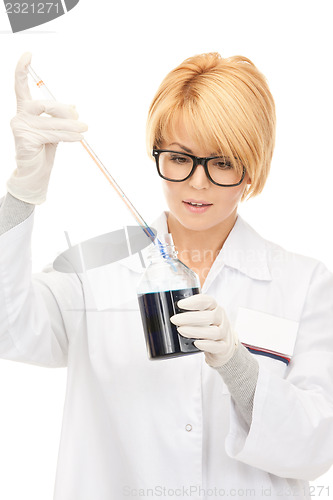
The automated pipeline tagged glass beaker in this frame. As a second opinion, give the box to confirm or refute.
[137,234,201,360]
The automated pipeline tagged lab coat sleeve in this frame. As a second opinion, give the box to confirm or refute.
[225,262,333,481]
[0,209,84,367]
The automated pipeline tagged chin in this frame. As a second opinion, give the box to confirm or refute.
[174,212,223,233]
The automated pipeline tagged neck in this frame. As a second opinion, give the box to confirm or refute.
[167,211,238,287]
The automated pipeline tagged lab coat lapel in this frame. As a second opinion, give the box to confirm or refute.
[220,216,272,281]
[202,216,272,292]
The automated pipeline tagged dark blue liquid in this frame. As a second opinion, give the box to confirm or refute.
[138,287,201,360]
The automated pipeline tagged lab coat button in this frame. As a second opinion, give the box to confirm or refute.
[185,424,192,432]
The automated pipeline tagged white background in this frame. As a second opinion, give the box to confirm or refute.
[0,1,332,498]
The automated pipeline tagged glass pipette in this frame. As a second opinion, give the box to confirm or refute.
[27,64,158,248]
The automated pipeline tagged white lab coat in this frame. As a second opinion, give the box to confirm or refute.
[0,208,333,500]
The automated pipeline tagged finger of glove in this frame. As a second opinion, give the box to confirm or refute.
[15,130,86,148]
[15,114,88,133]
[177,293,217,311]
[15,52,32,102]
[177,325,223,341]
[193,339,227,354]
[20,100,79,120]
[36,130,86,144]
[170,308,220,327]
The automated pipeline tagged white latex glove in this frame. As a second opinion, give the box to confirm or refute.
[6,52,88,204]
[170,293,239,368]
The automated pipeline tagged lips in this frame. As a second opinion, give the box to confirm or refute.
[182,199,213,214]
[183,199,213,207]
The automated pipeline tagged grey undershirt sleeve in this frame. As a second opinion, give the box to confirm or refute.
[0,192,35,235]
[214,342,259,427]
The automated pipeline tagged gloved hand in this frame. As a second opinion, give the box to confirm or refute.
[170,293,239,368]
[6,52,88,205]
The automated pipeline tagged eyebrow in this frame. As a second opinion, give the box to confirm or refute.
[168,142,193,154]
[167,142,221,158]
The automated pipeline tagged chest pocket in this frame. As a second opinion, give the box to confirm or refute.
[235,306,299,375]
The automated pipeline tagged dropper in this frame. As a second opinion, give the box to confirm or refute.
[27,64,159,248]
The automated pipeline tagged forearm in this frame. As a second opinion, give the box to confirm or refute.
[0,192,35,235]
[0,198,71,366]
[214,343,259,427]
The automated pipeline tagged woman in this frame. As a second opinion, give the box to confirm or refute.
[1,52,333,499]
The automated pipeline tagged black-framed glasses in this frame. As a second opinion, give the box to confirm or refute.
[152,149,246,187]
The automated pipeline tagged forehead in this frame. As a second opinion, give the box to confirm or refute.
[160,118,220,157]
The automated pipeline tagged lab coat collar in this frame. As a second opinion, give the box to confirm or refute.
[120,212,272,282]
[218,216,272,281]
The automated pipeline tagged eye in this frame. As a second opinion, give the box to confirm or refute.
[211,158,233,170]
[169,153,192,165]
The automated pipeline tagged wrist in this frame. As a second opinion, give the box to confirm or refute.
[215,343,259,379]
[204,334,238,368]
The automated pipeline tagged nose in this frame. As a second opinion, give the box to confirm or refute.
[189,164,210,189]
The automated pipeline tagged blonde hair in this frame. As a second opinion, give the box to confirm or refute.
[146,52,276,199]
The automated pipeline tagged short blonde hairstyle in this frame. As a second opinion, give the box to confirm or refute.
[146,52,276,199]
